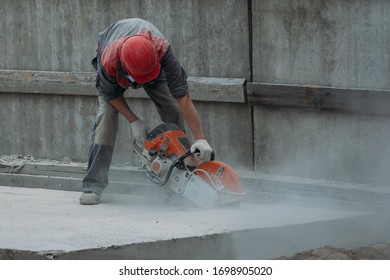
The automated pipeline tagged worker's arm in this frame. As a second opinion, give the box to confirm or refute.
[108,95,149,146]
[177,94,205,140]
[177,94,212,161]
[108,96,139,123]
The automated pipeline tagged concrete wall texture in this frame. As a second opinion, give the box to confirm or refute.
[1,0,390,185]
[253,0,390,89]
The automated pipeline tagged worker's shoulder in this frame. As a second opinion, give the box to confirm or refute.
[116,18,150,25]
[114,18,156,30]
[103,18,163,39]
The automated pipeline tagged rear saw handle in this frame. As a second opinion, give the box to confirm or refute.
[149,149,214,187]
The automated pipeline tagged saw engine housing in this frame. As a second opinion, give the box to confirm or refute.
[133,123,245,208]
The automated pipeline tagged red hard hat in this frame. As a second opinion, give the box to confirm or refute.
[120,35,160,84]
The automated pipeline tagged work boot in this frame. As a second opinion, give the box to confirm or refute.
[79,191,100,205]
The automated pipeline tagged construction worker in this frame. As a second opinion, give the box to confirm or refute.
[80,18,213,205]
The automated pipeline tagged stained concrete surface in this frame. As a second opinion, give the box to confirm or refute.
[1,185,389,260]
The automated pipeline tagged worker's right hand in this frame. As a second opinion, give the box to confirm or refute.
[130,118,149,147]
[190,139,213,162]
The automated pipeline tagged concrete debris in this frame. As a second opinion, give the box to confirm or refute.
[279,243,390,260]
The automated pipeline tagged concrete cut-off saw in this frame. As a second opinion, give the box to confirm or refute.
[132,123,246,208]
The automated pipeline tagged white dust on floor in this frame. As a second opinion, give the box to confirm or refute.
[0,186,364,252]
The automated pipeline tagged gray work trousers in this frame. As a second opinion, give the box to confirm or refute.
[82,80,185,195]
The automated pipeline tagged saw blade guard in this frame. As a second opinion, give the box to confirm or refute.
[192,160,246,205]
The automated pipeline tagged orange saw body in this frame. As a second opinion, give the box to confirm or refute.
[133,123,245,208]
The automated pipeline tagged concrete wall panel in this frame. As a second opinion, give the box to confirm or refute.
[252,0,390,89]
[254,106,390,185]
[0,93,96,161]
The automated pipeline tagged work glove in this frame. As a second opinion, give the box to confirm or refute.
[130,118,149,147]
[190,139,213,162]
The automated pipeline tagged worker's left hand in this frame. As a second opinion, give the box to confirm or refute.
[130,118,150,147]
[190,139,213,162]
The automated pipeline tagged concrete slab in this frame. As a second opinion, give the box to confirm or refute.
[1,185,388,259]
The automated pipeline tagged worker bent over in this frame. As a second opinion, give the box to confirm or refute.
[80,18,212,205]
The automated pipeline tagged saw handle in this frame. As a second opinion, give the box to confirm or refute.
[193,149,215,161]
[152,150,192,186]
[152,149,214,187]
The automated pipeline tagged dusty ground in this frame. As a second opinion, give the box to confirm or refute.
[0,154,87,167]
[278,243,390,260]
[2,155,390,260]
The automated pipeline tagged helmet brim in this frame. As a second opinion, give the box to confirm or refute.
[130,63,160,84]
